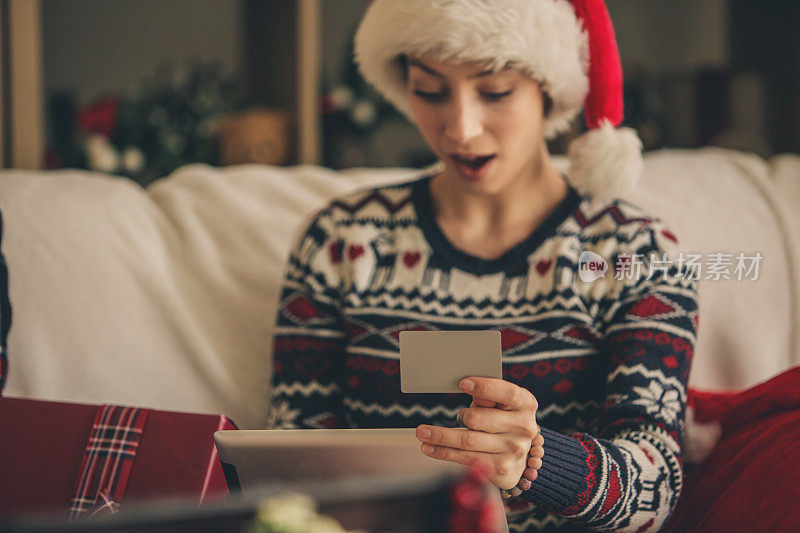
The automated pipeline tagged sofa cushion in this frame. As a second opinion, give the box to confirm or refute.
[0,166,414,428]
[0,170,243,421]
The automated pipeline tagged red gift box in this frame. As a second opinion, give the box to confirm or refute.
[0,397,236,518]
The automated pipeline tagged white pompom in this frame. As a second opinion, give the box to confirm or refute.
[566,119,643,199]
[683,406,723,465]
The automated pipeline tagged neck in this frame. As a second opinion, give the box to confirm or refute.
[429,150,569,260]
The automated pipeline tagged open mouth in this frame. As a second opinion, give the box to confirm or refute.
[452,154,495,169]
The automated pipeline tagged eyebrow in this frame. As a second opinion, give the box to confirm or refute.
[407,57,495,79]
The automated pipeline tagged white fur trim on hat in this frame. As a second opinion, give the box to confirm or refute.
[354,0,589,139]
[567,119,643,198]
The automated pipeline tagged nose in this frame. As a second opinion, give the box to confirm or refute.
[443,93,483,146]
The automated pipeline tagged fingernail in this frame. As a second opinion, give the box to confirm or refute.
[418,427,431,439]
[460,379,475,393]
[422,444,434,455]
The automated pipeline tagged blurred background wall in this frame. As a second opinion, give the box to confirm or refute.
[42,0,243,104]
[2,0,797,179]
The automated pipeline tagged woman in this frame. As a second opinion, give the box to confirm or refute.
[269,1,698,531]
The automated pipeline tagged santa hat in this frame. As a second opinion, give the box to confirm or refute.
[354,0,642,198]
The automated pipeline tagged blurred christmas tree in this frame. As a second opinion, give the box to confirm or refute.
[46,62,246,185]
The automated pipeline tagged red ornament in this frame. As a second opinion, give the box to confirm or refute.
[77,95,119,138]
[44,148,61,169]
[319,94,338,115]
[448,466,504,533]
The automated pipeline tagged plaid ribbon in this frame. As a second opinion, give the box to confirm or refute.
[68,405,151,520]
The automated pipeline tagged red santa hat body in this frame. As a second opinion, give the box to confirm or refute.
[354,0,642,198]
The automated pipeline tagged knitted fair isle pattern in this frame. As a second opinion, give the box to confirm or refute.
[269,177,698,532]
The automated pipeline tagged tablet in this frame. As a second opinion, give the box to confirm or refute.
[213,428,465,493]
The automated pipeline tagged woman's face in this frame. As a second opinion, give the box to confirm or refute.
[406,55,549,196]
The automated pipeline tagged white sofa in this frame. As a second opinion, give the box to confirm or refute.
[1,148,798,429]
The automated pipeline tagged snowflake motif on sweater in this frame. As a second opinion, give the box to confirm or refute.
[269,177,698,532]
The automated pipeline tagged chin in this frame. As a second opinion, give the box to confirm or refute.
[454,174,508,197]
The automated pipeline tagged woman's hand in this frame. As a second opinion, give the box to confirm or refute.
[415,377,540,490]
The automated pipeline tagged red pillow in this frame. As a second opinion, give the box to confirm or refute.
[664,366,800,532]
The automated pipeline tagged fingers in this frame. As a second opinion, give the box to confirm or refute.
[416,425,508,454]
[461,377,537,411]
[457,406,539,439]
[417,404,545,491]
[420,442,494,470]
[426,378,542,491]
[459,406,514,433]
[419,442,523,489]
[417,421,538,462]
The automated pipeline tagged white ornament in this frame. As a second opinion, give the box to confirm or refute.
[85,134,119,173]
[350,100,377,127]
[121,146,146,174]
[329,85,354,110]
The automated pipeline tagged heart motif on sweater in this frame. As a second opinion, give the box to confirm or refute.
[535,259,553,276]
[403,251,421,268]
[347,244,365,261]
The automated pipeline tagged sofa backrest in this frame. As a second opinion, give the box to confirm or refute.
[0,148,797,428]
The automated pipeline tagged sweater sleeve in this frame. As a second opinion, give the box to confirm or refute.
[0,211,10,394]
[267,208,347,429]
[520,236,698,532]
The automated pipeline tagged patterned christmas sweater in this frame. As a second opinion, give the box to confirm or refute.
[269,176,698,532]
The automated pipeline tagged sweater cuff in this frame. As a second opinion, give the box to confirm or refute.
[523,427,591,513]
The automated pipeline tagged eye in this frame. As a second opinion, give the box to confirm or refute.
[413,89,446,102]
[482,89,513,101]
